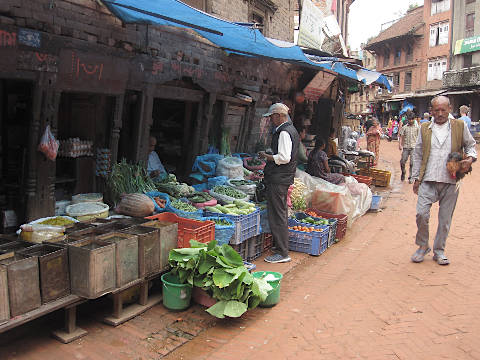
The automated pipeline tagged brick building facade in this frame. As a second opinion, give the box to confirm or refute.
[0,0,311,224]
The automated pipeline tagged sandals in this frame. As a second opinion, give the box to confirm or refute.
[411,247,431,263]
[433,253,450,266]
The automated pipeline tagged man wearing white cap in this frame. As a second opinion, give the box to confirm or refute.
[259,103,300,263]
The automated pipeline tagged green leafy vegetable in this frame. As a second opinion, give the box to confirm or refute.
[168,240,272,318]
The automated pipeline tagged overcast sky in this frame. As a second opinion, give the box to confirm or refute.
[348,0,425,51]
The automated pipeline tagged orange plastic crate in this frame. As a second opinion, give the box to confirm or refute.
[145,212,215,248]
[343,173,373,186]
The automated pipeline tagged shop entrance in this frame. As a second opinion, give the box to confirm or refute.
[151,98,198,178]
[0,79,32,227]
[56,92,114,200]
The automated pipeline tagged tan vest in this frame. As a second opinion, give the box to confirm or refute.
[418,119,464,182]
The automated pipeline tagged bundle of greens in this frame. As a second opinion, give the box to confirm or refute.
[186,191,213,204]
[108,159,156,203]
[168,240,272,318]
[156,182,195,198]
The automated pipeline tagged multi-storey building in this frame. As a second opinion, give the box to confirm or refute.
[363,2,452,119]
[444,0,480,121]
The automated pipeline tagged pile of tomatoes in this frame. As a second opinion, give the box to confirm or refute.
[288,225,325,233]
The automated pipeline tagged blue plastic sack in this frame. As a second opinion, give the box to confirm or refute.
[145,191,171,213]
[189,172,205,182]
[192,183,208,191]
[207,176,228,190]
[192,154,224,176]
[202,216,235,245]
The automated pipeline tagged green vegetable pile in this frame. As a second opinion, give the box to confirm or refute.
[168,240,272,318]
[155,178,195,198]
[213,185,247,199]
[211,218,233,226]
[205,200,256,216]
[186,191,213,204]
[170,200,198,213]
[295,216,329,226]
[108,159,156,203]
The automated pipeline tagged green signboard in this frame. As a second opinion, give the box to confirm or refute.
[454,36,480,55]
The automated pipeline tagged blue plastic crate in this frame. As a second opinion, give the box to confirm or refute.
[294,212,336,247]
[202,216,235,245]
[288,228,328,256]
[204,209,260,245]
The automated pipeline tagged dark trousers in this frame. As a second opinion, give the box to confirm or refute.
[266,183,290,257]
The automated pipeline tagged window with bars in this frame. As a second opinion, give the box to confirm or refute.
[406,44,413,62]
[466,13,475,38]
[430,22,449,47]
[383,51,390,68]
[394,48,401,65]
[427,58,447,81]
[431,0,450,15]
[393,72,400,87]
[464,54,473,68]
[404,72,412,91]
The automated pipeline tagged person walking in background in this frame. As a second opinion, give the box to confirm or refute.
[459,105,472,130]
[259,103,300,264]
[366,118,382,166]
[420,112,430,124]
[411,96,476,265]
[399,112,418,183]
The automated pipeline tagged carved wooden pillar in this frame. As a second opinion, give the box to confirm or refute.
[199,92,216,153]
[26,73,60,221]
[110,94,124,165]
[134,86,155,164]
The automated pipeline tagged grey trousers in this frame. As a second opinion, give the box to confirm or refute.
[400,148,414,179]
[416,181,459,256]
[266,183,290,257]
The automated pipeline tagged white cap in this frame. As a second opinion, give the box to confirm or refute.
[263,103,289,117]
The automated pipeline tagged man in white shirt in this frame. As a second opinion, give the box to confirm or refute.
[147,136,167,181]
[411,96,476,265]
[259,103,300,264]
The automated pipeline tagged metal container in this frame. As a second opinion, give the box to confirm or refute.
[68,238,116,299]
[96,232,139,288]
[121,226,160,277]
[17,244,70,304]
[142,220,178,270]
[0,267,9,324]
[0,241,36,260]
[64,222,95,235]
[0,254,41,317]
[0,235,18,249]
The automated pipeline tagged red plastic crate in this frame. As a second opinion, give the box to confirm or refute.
[305,208,348,240]
[145,212,215,248]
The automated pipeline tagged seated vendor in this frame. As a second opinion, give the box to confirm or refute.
[297,127,308,170]
[148,136,167,181]
[326,127,337,157]
[306,137,345,185]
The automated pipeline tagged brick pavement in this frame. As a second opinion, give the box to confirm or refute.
[165,139,480,360]
[1,139,479,359]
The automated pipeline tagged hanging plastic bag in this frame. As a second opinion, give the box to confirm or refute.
[38,125,59,161]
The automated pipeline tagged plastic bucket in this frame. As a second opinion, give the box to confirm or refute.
[252,271,283,307]
[161,272,192,311]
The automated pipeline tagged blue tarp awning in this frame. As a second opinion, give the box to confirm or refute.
[102,0,391,90]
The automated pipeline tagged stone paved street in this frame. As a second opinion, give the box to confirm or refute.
[1,138,479,360]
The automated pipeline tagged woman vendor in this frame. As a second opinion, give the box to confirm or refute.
[306,137,345,185]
